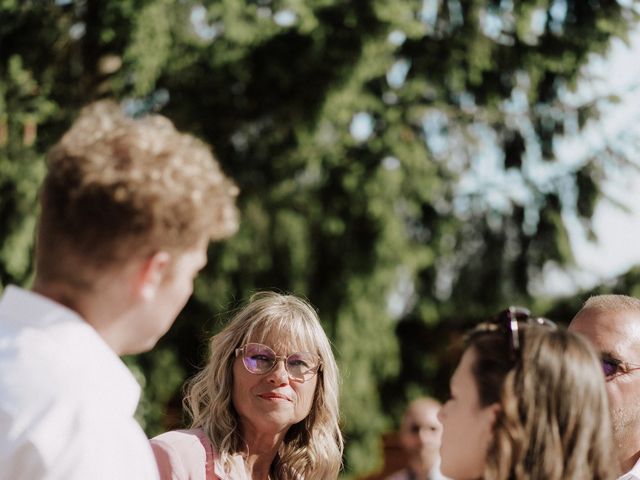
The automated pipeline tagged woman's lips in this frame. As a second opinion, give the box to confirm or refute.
[258,392,291,401]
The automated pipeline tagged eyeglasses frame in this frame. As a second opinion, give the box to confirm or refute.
[601,354,640,379]
[234,342,322,382]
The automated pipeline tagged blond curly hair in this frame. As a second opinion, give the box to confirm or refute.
[36,100,238,284]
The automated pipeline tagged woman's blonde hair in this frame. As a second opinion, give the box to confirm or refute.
[468,325,614,480]
[184,291,343,479]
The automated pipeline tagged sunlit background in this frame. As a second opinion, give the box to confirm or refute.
[2,1,640,477]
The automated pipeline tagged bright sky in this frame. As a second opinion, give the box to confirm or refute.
[535,25,640,297]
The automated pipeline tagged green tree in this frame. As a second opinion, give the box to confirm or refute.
[1,1,638,476]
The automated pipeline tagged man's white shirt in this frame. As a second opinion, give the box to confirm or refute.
[620,457,640,480]
[0,286,159,479]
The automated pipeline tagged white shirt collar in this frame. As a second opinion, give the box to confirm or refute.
[618,456,640,480]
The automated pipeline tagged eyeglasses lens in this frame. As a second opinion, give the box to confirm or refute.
[601,359,618,377]
[243,343,276,373]
[285,352,317,380]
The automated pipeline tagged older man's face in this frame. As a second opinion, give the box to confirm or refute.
[569,309,640,460]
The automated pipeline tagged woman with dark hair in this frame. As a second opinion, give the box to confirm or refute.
[438,307,615,480]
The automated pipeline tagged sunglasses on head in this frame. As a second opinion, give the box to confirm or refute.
[474,306,557,357]
[235,342,322,383]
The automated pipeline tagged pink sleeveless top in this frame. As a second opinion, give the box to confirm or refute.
[151,428,218,480]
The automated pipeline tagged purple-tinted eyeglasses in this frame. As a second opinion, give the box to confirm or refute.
[601,355,640,379]
[474,306,557,357]
[235,343,322,382]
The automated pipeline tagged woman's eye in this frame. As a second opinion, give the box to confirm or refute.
[252,354,272,362]
[288,359,309,368]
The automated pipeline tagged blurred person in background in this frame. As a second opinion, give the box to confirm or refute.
[438,307,614,480]
[151,291,343,480]
[0,101,238,479]
[385,397,448,480]
[569,295,640,480]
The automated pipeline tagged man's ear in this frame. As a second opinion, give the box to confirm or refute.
[483,402,501,431]
[135,251,171,301]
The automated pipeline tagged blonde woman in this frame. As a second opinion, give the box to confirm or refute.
[151,292,343,479]
[438,307,614,480]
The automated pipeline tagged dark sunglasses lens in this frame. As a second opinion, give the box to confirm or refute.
[602,359,618,377]
[511,309,531,321]
[243,344,275,373]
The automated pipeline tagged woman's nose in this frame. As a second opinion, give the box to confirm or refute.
[267,359,289,384]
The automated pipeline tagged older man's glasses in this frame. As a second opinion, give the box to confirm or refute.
[235,343,322,382]
[601,355,640,379]
[475,306,557,356]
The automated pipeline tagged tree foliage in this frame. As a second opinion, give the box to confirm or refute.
[1,0,638,476]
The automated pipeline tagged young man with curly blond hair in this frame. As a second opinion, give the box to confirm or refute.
[0,101,239,479]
